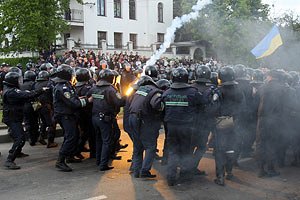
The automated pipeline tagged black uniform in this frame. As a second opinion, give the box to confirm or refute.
[214,81,245,183]
[162,82,206,184]
[3,84,43,169]
[53,81,87,160]
[87,80,125,170]
[75,82,96,158]
[256,76,285,177]
[191,80,219,173]
[34,80,56,147]
[20,80,40,145]
[129,82,162,178]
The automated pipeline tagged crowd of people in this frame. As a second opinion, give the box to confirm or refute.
[0,49,299,187]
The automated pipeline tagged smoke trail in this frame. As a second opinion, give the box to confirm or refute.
[145,0,212,68]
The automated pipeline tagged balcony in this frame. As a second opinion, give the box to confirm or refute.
[65,9,84,26]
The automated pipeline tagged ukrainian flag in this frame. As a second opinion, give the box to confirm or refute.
[251,25,283,59]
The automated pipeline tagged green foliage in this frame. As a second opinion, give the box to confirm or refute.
[0,57,37,70]
[174,0,271,66]
[0,0,74,53]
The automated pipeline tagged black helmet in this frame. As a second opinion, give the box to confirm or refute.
[37,71,50,81]
[171,67,189,83]
[9,66,22,74]
[54,64,74,81]
[234,64,247,79]
[156,79,171,90]
[137,75,155,86]
[16,63,22,70]
[195,65,211,80]
[76,68,91,82]
[40,63,48,71]
[99,69,114,83]
[24,71,36,81]
[40,63,53,71]
[252,69,264,83]
[144,65,158,80]
[26,63,35,71]
[49,67,57,76]
[3,72,22,87]
[1,62,8,68]
[210,72,218,86]
[219,66,235,83]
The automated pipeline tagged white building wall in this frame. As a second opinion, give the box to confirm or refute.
[81,0,173,47]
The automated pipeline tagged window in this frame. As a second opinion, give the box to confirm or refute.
[157,33,164,43]
[97,31,107,48]
[114,0,121,18]
[114,32,123,49]
[158,2,163,22]
[130,34,137,49]
[157,33,164,50]
[97,0,106,16]
[129,0,136,20]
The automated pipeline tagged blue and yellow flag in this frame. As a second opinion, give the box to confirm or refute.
[251,25,283,59]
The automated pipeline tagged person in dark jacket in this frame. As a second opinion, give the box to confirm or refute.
[75,68,95,158]
[120,63,136,96]
[87,69,125,171]
[162,67,207,186]
[35,70,58,148]
[53,64,89,172]
[129,75,163,178]
[191,65,220,175]
[213,66,245,186]
[2,71,47,169]
[256,70,285,178]
[20,71,41,146]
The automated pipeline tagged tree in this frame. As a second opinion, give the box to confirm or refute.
[0,0,81,53]
[175,0,271,65]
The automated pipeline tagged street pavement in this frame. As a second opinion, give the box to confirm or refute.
[0,120,300,200]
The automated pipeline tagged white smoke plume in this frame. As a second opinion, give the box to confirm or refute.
[144,0,212,69]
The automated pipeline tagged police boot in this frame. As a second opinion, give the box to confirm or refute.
[266,163,280,177]
[47,142,58,148]
[214,176,225,186]
[38,136,47,145]
[66,156,82,163]
[55,155,72,172]
[257,162,267,177]
[4,154,20,170]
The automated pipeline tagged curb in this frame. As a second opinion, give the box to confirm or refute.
[0,129,64,144]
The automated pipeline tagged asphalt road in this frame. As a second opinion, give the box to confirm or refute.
[0,120,299,200]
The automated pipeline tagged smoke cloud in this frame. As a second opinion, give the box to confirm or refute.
[145,0,212,69]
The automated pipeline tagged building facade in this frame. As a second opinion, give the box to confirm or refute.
[63,0,173,51]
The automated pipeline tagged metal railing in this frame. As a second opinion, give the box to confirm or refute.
[65,9,84,23]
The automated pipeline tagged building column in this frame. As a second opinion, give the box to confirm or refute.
[128,41,133,51]
[67,38,75,50]
[171,45,177,56]
[101,39,107,53]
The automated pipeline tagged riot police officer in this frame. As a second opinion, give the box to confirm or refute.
[144,65,158,81]
[35,70,58,148]
[256,70,286,177]
[191,65,219,175]
[75,68,95,158]
[213,66,245,186]
[87,69,125,171]
[156,79,171,165]
[234,64,254,159]
[20,71,41,146]
[53,64,88,172]
[162,67,207,186]
[129,75,163,178]
[2,71,47,169]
